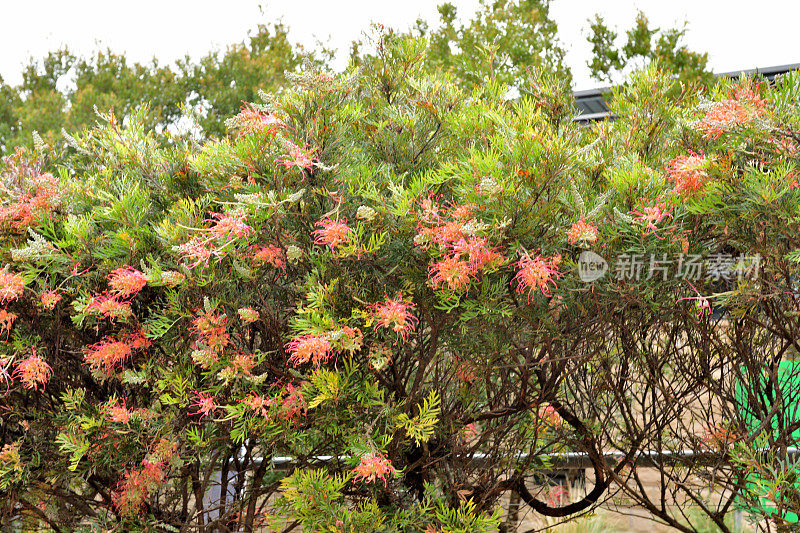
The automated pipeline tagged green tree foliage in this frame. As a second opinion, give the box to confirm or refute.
[409,0,570,90]
[586,10,712,87]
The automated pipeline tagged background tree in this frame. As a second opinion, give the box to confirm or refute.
[586,10,712,87]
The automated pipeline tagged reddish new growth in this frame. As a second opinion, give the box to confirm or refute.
[566,218,599,245]
[112,460,166,517]
[370,295,418,341]
[40,290,61,309]
[276,140,318,172]
[0,271,25,303]
[231,103,285,137]
[666,152,709,195]
[108,267,147,298]
[699,86,768,140]
[0,173,61,231]
[189,391,218,420]
[83,330,150,376]
[630,198,673,239]
[13,352,52,390]
[313,218,351,248]
[353,453,395,486]
[285,334,332,367]
[515,254,563,300]
[250,244,286,270]
[107,398,132,424]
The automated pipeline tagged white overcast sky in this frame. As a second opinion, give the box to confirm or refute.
[1,0,798,91]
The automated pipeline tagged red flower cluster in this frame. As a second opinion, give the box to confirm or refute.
[313,218,351,249]
[189,391,218,420]
[630,198,673,238]
[566,218,599,245]
[666,152,709,195]
[698,86,767,140]
[514,253,563,301]
[250,244,286,270]
[112,460,166,516]
[83,330,150,376]
[370,295,418,341]
[175,211,253,269]
[0,271,25,303]
[230,103,285,137]
[0,173,61,231]
[108,267,147,298]
[285,334,332,367]
[13,352,52,390]
[276,140,318,172]
[353,453,395,485]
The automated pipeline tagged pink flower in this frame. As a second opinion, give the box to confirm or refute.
[250,244,286,270]
[630,198,673,238]
[0,271,25,303]
[698,86,767,140]
[450,237,505,270]
[280,383,307,419]
[13,352,52,390]
[108,267,147,298]
[231,103,285,137]
[676,281,711,319]
[83,331,149,376]
[40,290,62,309]
[514,254,563,300]
[86,293,133,322]
[313,219,351,248]
[353,453,395,485]
[189,391,217,420]
[566,219,599,245]
[429,256,471,291]
[107,398,132,424]
[371,295,418,341]
[0,310,16,337]
[276,141,318,171]
[285,334,332,367]
[666,152,709,195]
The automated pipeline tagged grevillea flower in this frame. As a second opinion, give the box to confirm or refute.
[312,219,351,248]
[207,212,254,241]
[191,309,229,352]
[0,310,16,337]
[666,152,709,195]
[538,404,562,428]
[108,267,147,298]
[698,86,767,140]
[370,295,418,341]
[112,460,166,516]
[40,290,61,309]
[280,383,306,419]
[0,173,61,231]
[86,294,133,322]
[107,398,132,424]
[285,334,332,367]
[237,307,259,324]
[331,326,363,354]
[189,391,217,420]
[231,103,285,137]
[676,281,711,319]
[231,353,255,375]
[174,236,215,269]
[450,237,504,270]
[566,219,599,245]
[250,244,286,270]
[276,140,318,171]
[241,392,274,418]
[352,453,395,485]
[83,330,149,376]
[514,254,563,300]
[429,256,471,291]
[0,271,25,303]
[13,352,52,390]
[630,198,673,238]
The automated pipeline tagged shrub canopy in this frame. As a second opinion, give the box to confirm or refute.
[1,34,800,533]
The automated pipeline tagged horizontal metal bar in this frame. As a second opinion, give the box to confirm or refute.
[253,447,800,471]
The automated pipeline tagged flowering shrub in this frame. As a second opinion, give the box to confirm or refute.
[1,35,800,532]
